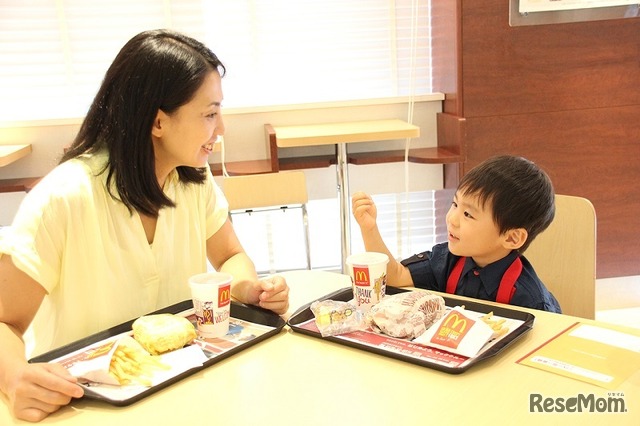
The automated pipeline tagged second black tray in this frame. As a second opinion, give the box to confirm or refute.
[287,286,535,374]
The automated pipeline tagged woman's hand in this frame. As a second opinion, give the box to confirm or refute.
[0,254,82,421]
[246,275,290,315]
[6,362,84,422]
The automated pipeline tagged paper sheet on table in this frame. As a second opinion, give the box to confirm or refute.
[517,322,640,389]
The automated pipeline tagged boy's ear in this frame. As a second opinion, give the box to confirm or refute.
[151,109,169,138]
[503,228,528,250]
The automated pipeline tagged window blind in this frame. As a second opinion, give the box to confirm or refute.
[0,0,432,123]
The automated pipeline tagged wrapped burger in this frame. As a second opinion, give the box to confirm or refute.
[365,291,446,339]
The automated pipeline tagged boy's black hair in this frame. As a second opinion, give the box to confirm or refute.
[60,29,226,217]
[457,155,555,252]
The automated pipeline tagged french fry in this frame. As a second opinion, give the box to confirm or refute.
[108,343,170,386]
[480,311,508,337]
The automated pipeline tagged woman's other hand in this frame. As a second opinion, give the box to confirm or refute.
[5,362,83,422]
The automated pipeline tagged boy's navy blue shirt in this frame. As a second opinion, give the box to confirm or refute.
[401,242,562,313]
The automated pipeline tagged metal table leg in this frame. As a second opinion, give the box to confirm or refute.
[336,142,350,273]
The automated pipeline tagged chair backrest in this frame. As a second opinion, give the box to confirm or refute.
[523,194,596,319]
[223,171,308,211]
[222,171,311,272]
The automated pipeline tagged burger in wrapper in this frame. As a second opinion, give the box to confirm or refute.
[365,291,446,339]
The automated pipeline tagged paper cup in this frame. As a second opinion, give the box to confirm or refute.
[188,272,233,339]
[346,252,389,310]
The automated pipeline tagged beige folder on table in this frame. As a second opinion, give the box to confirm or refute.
[517,321,640,389]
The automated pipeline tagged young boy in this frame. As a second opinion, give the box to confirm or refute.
[352,155,561,313]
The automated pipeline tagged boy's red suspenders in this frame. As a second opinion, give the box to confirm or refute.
[446,256,523,304]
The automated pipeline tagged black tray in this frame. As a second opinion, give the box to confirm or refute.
[287,286,535,374]
[30,300,286,406]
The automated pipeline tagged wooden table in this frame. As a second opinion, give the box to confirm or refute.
[271,120,420,272]
[1,270,638,425]
[0,144,31,168]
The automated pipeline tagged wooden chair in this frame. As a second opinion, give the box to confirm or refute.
[523,194,597,319]
[223,171,311,272]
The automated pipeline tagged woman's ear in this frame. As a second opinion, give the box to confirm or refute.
[503,228,528,250]
[151,110,169,138]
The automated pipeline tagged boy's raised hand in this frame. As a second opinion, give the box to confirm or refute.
[351,192,378,232]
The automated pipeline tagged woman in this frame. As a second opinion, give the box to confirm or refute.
[0,29,289,422]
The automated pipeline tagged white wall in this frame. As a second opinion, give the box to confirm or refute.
[0,192,26,225]
[0,95,445,225]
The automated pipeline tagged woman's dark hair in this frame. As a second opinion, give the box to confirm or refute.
[61,29,226,217]
[457,155,555,252]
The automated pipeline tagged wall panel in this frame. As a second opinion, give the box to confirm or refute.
[432,0,640,278]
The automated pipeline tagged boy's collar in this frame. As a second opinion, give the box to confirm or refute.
[464,250,520,293]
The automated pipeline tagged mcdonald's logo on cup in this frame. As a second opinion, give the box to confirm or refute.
[346,252,389,311]
[188,272,233,339]
[353,267,370,287]
[218,284,231,308]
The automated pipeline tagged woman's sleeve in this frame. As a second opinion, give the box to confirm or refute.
[0,175,68,293]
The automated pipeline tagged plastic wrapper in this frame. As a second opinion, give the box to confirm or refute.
[365,291,446,339]
[310,300,366,337]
